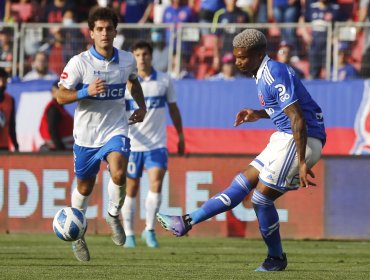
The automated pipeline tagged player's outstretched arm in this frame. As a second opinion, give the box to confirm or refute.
[234,108,269,127]
[56,79,107,104]
[127,78,147,124]
[284,102,316,188]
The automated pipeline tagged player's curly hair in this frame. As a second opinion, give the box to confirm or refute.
[88,7,119,30]
[233,29,267,51]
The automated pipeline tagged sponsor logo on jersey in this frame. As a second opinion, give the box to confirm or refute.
[126,96,166,111]
[258,91,265,106]
[76,83,125,100]
[61,72,68,79]
[275,84,290,102]
[93,87,125,99]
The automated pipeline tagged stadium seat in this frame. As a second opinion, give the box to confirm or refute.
[189,34,218,79]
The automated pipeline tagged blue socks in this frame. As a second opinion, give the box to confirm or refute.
[252,189,283,258]
[189,173,253,224]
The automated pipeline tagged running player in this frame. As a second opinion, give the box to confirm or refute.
[122,41,185,248]
[157,29,326,271]
[57,7,147,261]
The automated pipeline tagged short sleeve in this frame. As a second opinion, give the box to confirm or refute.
[269,64,298,110]
[58,56,82,90]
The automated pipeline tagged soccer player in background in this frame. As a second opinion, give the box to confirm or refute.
[57,7,147,262]
[122,41,185,248]
[157,29,326,271]
[39,80,74,151]
[0,67,18,151]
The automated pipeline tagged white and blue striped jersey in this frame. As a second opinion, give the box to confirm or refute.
[59,46,138,148]
[125,69,176,151]
[255,56,326,144]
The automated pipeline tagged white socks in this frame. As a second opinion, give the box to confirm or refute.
[107,179,125,216]
[121,190,162,234]
[122,196,136,236]
[71,188,89,214]
[145,190,161,231]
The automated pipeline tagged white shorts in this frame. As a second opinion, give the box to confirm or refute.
[250,131,323,193]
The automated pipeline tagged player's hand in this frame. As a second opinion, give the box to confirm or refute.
[88,78,107,96]
[234,108,259,126]
[299,162,316,188]
[128,107,146,125]
[177,134,185,155]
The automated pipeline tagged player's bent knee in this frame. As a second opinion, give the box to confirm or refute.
[251,189,274,206]
[77,178,95,196]
[111,170,126,186]
[78,186,93,196]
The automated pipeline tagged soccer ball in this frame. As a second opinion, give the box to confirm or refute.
[53,207,87,241]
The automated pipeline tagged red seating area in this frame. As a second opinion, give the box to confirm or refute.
[189,34,218,79]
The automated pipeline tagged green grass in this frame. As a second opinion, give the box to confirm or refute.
[0,234,369,280]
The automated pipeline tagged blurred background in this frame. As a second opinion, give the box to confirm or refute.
[0,0,370,240]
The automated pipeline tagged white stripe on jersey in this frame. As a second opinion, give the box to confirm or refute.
[263,64,275,85]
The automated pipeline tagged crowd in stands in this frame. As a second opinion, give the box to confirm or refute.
[0,0,366,82]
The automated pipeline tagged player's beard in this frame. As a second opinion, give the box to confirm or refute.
[244,71,254,77]
[239,68,253,77]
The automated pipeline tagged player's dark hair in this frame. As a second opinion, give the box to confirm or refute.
[34,51,48,60]
[0,67,8,79]
[88,7,118,30]
[132,41,153,55]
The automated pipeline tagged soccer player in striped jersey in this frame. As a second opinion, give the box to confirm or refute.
[57,7,147,261]
[157,29,326,271]
[122,41,185,248]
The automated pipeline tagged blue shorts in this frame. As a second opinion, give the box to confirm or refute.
[73,135,131,180]
[127,148,168,179]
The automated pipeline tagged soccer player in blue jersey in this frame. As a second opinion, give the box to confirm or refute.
[157,29,326,271]
[57,7,147,261]
[121,41,185,248]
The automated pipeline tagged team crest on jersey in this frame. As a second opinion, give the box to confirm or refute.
[258,91,265,106]
[61,72,68,79]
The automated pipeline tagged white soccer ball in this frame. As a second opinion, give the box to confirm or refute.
[53,207,87,241]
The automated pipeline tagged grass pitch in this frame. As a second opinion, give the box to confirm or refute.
[0,234,369,280]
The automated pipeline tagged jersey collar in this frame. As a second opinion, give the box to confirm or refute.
[138,68,157,82]
[255,55,271,83]
[89,45,119,63]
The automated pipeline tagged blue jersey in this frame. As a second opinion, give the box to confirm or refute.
[337,64,359,80]
[255,56,326,144]
[305,1,344,34]
[124,0,153,23]
[201,0,225,12]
